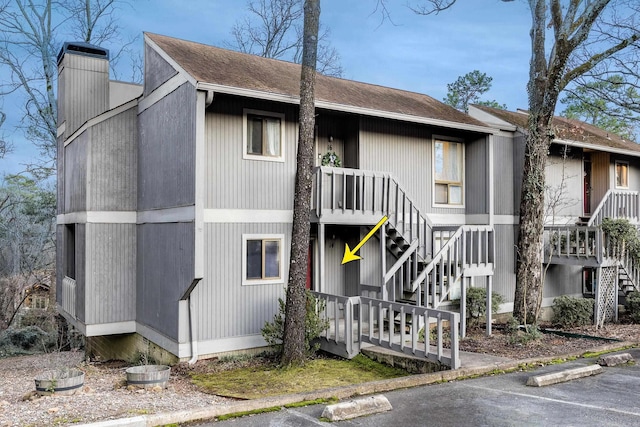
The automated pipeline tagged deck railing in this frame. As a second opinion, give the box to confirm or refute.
[313,293,360,359]
[588,189,640,227]
[312,292,460,369]
[62,276,76,319]
[411,225,495,308]
[313,166,432,260]
[543,226,602,262]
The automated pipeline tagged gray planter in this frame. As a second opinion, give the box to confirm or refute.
[125,365,170,389]
[35,368,85,396]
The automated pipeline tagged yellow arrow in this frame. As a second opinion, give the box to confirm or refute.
[341,216,389,264]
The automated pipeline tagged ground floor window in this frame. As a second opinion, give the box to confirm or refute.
[242,234,284,285]
[583,268,595,295]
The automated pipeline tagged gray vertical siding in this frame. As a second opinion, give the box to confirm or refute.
[138,82,196,210]
[137,223,195,340]
[59,53,110,139]
[358,117,486,216]
[64,134,88,213]
[204,96,297,209]
[465,136,487,215]
[358,118,432,213]
[512,134,526,216]
[320,225,358,296]
[544,265,583,298]
[88,107,138,211]
[494,135,515,215]
[84,223,136,324]
[359,230,383,289]
[627,157,640,190]
[57,135,65,215]
[545,152,583,219]
[197,223,290,341]
[143,43,178,96]
[492,224,517,304]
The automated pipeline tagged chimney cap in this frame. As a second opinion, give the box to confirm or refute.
[57,42,109,65]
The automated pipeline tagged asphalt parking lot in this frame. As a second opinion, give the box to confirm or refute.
[198,348,640,427]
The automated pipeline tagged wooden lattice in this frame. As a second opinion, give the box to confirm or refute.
[597,266,618,327]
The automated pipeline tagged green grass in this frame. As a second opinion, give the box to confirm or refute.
[190,355,408,399]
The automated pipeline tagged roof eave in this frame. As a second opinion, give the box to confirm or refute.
[554,137,640,158]
[196,81,495,135]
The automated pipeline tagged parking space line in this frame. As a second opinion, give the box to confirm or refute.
[463,384,640,418]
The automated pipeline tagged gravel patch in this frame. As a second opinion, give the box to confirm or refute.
[0,352,232,427]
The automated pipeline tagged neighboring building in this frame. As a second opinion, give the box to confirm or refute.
[470,104,640,324]
[55,34,639,367]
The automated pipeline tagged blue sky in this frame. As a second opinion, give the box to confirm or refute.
[1,0,533,176]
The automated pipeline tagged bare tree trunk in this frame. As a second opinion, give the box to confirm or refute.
[281,0,320,367]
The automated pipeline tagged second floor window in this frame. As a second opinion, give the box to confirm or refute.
[243,109,285,162]
[616,161,629,188]
[434,140,464,205]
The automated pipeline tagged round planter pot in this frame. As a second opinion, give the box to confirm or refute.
[35,368,85,396]
[125,365,170,389]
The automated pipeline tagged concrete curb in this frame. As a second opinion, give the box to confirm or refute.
[526,364,603,386]
[75,341,637,427]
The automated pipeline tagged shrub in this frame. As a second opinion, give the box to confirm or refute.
[0,325,57,357]
[503,316,520,335]
[626,291,640,323]
[261,290,329,359]
[602,218,640,259]
[551,295,594,328]
[466,287,504,326]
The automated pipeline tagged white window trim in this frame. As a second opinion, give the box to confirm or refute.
[615,160,629,189]
[242,108,286,163]
[432,137,465,208]
[242,233,285,286]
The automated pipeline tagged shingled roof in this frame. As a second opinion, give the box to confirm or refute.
[473,104,640,154]
[145,33,490,132]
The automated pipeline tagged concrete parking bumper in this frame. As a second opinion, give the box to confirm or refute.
[526,364,603,387]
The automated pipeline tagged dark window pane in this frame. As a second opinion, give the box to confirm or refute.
[247,116,263,154]
[264,240,280,278]
[246,240,262,279]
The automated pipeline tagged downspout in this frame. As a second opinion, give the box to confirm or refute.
[205,90,215,108]
[180,278,202,365]
[188,294,199,365]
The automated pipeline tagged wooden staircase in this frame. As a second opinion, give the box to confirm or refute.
[312,166,495,312]
[544,189,640,325]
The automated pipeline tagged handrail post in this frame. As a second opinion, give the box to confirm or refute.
[315,168,322,218]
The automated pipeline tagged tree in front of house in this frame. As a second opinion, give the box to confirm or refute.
[281,0,320,366]
[444,70,507,113]
[409,0,639,324]
[561,76,640,141]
